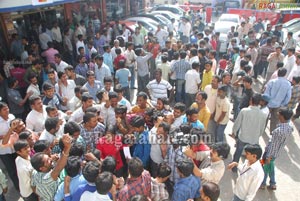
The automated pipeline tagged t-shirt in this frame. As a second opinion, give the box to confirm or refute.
[219,59,227,70]
[214,97,230,125]
[115,68,131,87]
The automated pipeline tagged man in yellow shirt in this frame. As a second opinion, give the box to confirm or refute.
[201,61,214,90]
[191,91,211,131]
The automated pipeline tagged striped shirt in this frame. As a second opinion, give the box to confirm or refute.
[171,59,191,80]
[146,79,172,102]
[80,122,105,151]
[265,122,293,159]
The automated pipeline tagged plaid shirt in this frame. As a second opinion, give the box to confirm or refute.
[117,170,151,201]
[80,122,105,151]
[171,59,191,80]
[288,85,300,109]
[164,146,187,183]
[151,178,169,201]
[265,122,293,159]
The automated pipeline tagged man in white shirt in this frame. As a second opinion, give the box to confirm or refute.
[27,74,40,98]
[39,27,52,50]
[26,96,48,132]
[54,54,69,73]
[39,117,61,144]
[94,55,111,84]
[287,54,300,81]
[185,62,201,108]
[155,25,169,48]
[228,144,264,201]
[76,35,86,55]
[283,48,296,77]
[181,17,191,44]
[69,93,94,123]
[121,24,131,43]
[51,22,62,44]
[55,72,76,111]
[124,42,137,89]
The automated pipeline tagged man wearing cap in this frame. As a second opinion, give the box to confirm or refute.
[94,54,111,84]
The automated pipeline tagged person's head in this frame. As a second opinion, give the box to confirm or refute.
[287,31,293,39]
[211,75,221,89]
[243,75,253,89]
[31,152,53,173]
[128,157,144,178]
[217,85,227,98]
[173,102,186,118]
[136,92,148,108]
[94,54,104,66]
[179,50,187,59]
[86,70,96,84]
[200,182,220,201]
[83,112,98,129]
[104,76,113,91]
[210,142,230,161]
[29,96,43,112]
[186,107,199,123]
[195,91,208,105]
[14,140,30,159]
[130,115,145,133]
[45,117,60,134]
[33,140,51,155]
[277,67,287,77]
[115,104,127,119]
[43,83,55,98]
[95,171,113,195]
[244,144,262,163]
[157,122,170,137]
[65,156,81,177]
[222,72,231,85]
[28,73,38,85]
[209,50,216,59]
[108,91,118,108]
[176,158,194,178]
[278,108,293,123]
[58,71,68,83]
[205,60,212,72]
[192,62,200,71]
[19,131,34,147]
[64,121,81,140]
[54,53,62,64]
[156,162,171,182]
[101,156,116,174]
[156,97,168,111]
[292,76,300,86]
[7,77,18,89]
[82,160,101,183]
[81,92,94,109]
[287,47,295,56]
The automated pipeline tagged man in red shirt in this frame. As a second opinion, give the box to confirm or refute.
[113,48,126,71]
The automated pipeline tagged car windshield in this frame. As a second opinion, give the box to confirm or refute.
[284,18,300,28]
[219,16,239,23]
[224,1,240,8]
[287,21,300,32]
[215,26,231,34]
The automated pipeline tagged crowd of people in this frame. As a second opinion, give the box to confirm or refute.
[0,7,299,201]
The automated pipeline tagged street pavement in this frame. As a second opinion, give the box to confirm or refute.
[2,79,300,201]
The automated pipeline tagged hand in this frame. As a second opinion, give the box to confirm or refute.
[64,175,71,185]
[103,92,109,101]
[227,162,238,170]
[62,134,72,150]
[85,152,97,161]
[27,91,34,97]
[184,146,195,159]
[116,117,122,125]
[51,154,59,161]
[116,177,125,190]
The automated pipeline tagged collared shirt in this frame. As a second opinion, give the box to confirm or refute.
[283,38,296,50]
[151,178,169,201]
[204,85,218,114]
[0,114,15,155]
[80,191,112,201]
[267,52,284,73]
[266,122,293,159]
[146,79,172,103]
[172,175,201,201]
[31,170,60,201]
[27,83,40,98]
[15,156,34,197]
[39,130,57,144]
[201,160,225,184]
[214,97,230,125]
[75,63,88,77]
[259,44,275,62]
[132,33,144,46]
[124,49,137,67]
[103,52,114,73]
[56,60,69,73]
[69,107,84,123]
[80,122,105,151]
[283,55,296,77]
[55,175,87,201]
[157,63,171,82]
[95,63,111,84]
[233,160,264,201]
[164,146,186,183]
[288,85,300,109]
[149,128,170,164]
[264,77,292,108]
[183,116,205,130]
[65,183,96,201]
[288,64,300,82]
[41,48,59,64]
[137,53,153,77]
[83,81,103,102]
[26,106,48,132]
[117,170,151,201]
[201,70,213,90]
[185,69,201,94]
[68,96,81,112]
[99,103,116,126]
[171,59,191,80]
[233,106,267,144]
[191,103,211,130]
[133,131,151,167]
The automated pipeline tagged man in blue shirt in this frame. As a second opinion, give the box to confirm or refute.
[130,115,151,168]
[172,158,201,201]
[264,68,291,132]
[183,107,205,130]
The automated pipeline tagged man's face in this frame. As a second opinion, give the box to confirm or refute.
[0,106,9,119]
[188,114,198,123]
[155,72,162,81]
[30,77,38,85]
[156,126,165,136]
[223,75,231,85]
[217,89,225,98]
[87,75,95,84]
[88,116,98,128]
[104,82,112,91]
[95,59,103,66]
[156,100,164,111]
[211,78,219,89]
[32,98,43,112]
[195,94,204,104]
[41,154,53,172]
[205,64,212,71]
[137,97,147,108]
[48,72,55,80]
[44,88,54,98]
[173,109,182,119]
[276,48,282,55]
[83,99,94,109]
[60,73,68,82]
[110,97,118,108]
[54,56,60,64]
[48,108,59,118]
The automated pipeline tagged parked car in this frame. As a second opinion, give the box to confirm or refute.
[151,5,185,16]
[125,17,160,33]
[282,20,300,42]
[218,13,240,24]
[150,10,181,21]
[135,14,171,27]
[214,21,237,53]
[282,18,300,29]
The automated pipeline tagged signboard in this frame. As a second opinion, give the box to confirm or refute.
[32,0,54,6]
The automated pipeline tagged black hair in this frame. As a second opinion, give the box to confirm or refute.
[251,93,261,105]
[85,107,98,114]
[45,106,57,115]
[118,60,126,68]
[176,158,194,177]
[157,162,171,178]
[244,144,262,159]
[14,140,29,153]
[115,105,127,114]
[278,108,293,121]
[210,142,230,159]
[180,123,192,134]
[287,47,295,54]
[202,182,220,201]
[137,92,148,100]
[240,60,249,68]
[96,90,105,101]
[197,91,208,100]
[19,131,32,140]
[130,115,145,128]
[179,50,187,59]
[243,75,253,84]
[43,82,54,91]
[190,48,198,56]
[31,152,47,172]
[135,48,142,56]
[155,68,162,75]
[83,112,97,124]
[186,107,199,116]
[218,85,228,93]
[109,91,118,100]
[209,50,216,57]
[86,70,95,78]
[114,84,124,93]
[174,102,186,112]
[158,122,170,133]
[292,76,300,84]
[101,156,116,174]
[278,68,287,77]
[33,140,50,153]
[45,117,59,132]
[82,161,101,183]
[69,143,84,158]
[104,76,113,83]
[65,156,81,177]
[192,62,200,69]
[96,172,113,194]
[7,77,17,88]
[205,60,212,66]
[128,157,144,178]
[28,73,37,81]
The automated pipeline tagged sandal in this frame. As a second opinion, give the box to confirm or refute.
[259,185,266,190]
[268,185,277,190]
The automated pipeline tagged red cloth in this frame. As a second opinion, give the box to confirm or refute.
[210,39,217,50]
[219,59,227,70]
[192,143,210,166]
[114,55,127,71]
[96,135,124,170]
[10,67,27,88]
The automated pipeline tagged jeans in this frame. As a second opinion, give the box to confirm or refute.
[262,159,276,186]
[215,123,227,142]
[185,93,196,108]
[269,107,279,133]
[128,66,136,88]
[232,194,244,201]
[233,139,248,163]
[259,60,269,77]
[23,192,39,201]
[233,96,241,120]
[253,64,259,79]
[207,120,217,143]
[175,79,185,103]
[138,75,150,93]
[122,86,130,102]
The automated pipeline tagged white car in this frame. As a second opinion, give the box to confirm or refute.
[218,13,240,24]
[214,21,238,53]
[125,17,160,33]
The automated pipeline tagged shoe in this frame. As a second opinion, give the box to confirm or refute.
[268,185,277,190]
[259,185,266,190]
[130,87,137,89]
